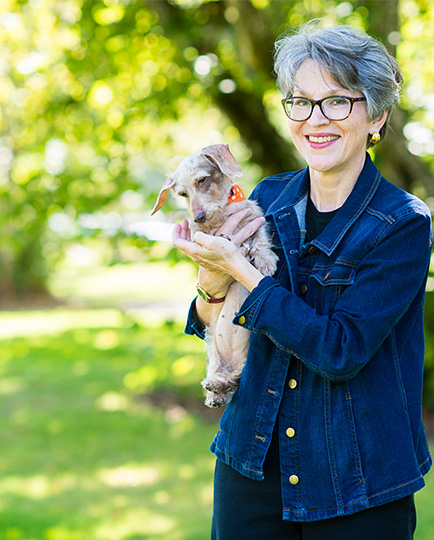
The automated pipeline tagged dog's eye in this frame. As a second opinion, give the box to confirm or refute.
[179,192,189,198]
[197,177,206,185]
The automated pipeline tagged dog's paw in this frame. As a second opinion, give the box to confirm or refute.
[253,249,279,277]
[205,391,228,408]
[203,380,222,393]
[202,379,239,394]
[202,379,217,393]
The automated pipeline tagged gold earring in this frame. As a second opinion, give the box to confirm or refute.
[370,132,381,144]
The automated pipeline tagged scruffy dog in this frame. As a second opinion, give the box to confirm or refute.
[152,144,278,407]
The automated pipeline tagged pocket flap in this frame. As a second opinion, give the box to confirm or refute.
[311,259,356,286]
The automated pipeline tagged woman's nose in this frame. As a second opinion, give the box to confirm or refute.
[307,103,330,125]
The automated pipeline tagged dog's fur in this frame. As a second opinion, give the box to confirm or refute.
[152,144,278,407]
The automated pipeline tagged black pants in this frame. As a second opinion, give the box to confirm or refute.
[211,459,416,540]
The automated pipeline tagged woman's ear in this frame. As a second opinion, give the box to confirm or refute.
[370,109,388,136]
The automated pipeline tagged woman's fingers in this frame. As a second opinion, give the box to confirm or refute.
[215,208,252,240]
[231,216,266,246]
[215,208,266,247]
[172,219,191,249]
[193,231,236,257]
[178,218,191,241]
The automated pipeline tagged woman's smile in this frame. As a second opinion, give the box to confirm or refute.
[305,133,341,147]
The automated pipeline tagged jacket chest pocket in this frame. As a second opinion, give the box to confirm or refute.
[267,222,282,250]
[310,259,356,315]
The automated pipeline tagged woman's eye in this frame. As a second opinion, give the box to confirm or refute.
[329,97,347,106]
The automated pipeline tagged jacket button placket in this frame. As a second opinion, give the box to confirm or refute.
[279,360,302,507]
[281,249,316,497]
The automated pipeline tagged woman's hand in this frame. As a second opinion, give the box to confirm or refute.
[172,208,266,296]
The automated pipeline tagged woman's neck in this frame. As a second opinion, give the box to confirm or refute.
[308,158,365,212]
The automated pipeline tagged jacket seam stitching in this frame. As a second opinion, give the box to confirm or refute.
[365,206,395,224]
[314,169,382,253]
[282,474,424,513]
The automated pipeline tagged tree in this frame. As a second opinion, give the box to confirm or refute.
[0,0,433,301]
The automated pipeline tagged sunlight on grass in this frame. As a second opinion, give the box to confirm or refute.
[0,377,25,395]
[49,261,197,309]
[95,391,129,411]
[93,508,176,539]
[0,309,123,339]
[98,465,160,487]
[0,475,53,499]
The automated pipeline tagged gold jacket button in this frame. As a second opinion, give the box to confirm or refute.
[286,428,295,438]
[238,315,246,325]
[288,379,297,389]
[289,475,299,485]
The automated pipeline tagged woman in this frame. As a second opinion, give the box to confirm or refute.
[173,22,432,540]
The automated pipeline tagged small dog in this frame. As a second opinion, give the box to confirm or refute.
[152,144,278,407]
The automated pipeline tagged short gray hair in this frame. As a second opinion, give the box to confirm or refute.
[274,21,403,143]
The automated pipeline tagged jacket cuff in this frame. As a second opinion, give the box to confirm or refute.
[232,276,280,328]
[184,297,206,340]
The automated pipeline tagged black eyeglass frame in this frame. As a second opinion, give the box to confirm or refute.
[281,95,367,122]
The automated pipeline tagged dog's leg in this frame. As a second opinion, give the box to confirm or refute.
[202,321,233,408]
[250,227,279,276]
[201,282,250,407]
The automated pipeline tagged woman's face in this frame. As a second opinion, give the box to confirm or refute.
[288,60,386,180]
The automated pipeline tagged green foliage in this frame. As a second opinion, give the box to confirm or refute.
[1,0,433,296]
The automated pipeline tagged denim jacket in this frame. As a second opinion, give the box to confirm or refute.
[185,154,433,521]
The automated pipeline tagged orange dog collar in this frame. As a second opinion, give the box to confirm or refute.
[227,184,246,204]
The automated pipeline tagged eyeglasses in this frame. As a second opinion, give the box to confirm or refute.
[281,95,367,122]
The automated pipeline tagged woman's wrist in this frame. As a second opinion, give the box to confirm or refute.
[196,283,227,303]
[227,252,264,292]
[197,268,233,298]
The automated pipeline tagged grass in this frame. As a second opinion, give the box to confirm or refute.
[0,309,218,540]
[0,261,432,539]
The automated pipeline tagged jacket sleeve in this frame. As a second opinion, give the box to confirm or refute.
[233,209,433,381]
[184,297,206,340]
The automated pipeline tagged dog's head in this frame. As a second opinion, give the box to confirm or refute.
[151,144,242,231]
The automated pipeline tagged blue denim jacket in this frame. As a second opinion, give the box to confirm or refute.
[185,154,433,521]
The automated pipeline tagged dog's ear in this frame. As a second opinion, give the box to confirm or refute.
[201,144,243,178]
[151,176,176,215]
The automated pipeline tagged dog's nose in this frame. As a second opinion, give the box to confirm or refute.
[194,212,206,224]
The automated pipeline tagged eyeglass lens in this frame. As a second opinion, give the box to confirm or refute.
[284,97,353,121]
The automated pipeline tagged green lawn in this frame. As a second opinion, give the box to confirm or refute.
[0,262,432,539]
[0,311,217,540]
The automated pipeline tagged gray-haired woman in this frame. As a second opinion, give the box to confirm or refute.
[173,21,432,540]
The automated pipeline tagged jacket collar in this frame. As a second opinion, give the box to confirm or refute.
[266,153,382,256]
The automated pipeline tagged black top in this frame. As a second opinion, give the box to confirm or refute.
[305,197,338,242]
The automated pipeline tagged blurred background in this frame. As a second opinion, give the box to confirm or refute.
[0,0,433,538]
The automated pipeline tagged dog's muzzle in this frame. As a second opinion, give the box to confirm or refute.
[194,212,206,224]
